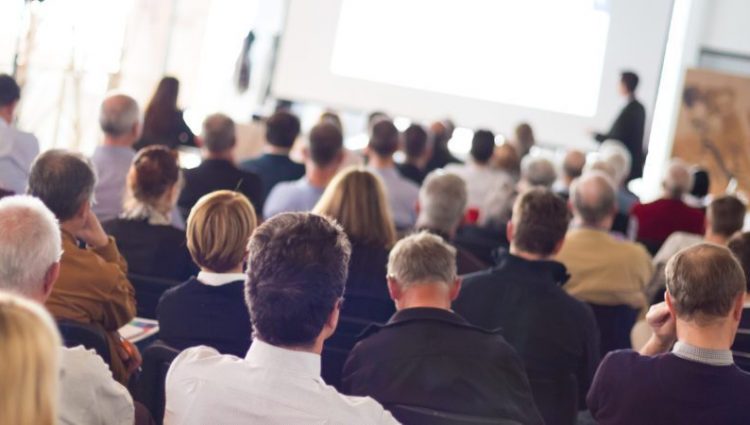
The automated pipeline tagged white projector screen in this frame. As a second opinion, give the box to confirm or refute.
[273,0,674,148]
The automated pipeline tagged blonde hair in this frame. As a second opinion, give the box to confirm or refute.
[0,292,61,425]
[187,190,257,273]
[313,167,397,248]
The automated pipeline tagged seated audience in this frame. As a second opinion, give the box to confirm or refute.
[240,110,305,198]
[453,185,513,265]
[587,159,634,239]
[631,159,705,248]
[588,244,750,424]
[165,213,398,424]
[177,113,263,218]
[134,76,195,150]
[425,119,461,172]
[396,123,431,185]
[0,74,39,194]
[321,110,363,170]
[557,171,653,308]
[313,167,397,323]
[158,190,255,357]
[728,232,750,369]
[446,129,514,219]
[29,150,138,384]
[600,141,638,215]
[91,93,140,222]
[511,122,535,158]
[264,122,344,218]
[367,119,420,229]
[554,149,586,200]
[518,156,557,192]
[685,166,711,208]
[493,143,522,180]
[417,171,488,274]
[454,188,600,412]
[0,292,61,425]
[342,232,543,424]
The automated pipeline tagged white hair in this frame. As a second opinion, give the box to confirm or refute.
[664,158,693,198]
[599,141,632,186]
[521,156,557,188]
[387,231,457,289]
[417,171,467,235]
[99,93,139,137]
[0,196,61,297]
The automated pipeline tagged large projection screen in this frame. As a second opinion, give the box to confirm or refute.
[273,0,673,148]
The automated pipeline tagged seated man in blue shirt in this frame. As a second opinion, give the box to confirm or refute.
[588,243,750,425]
[0,74,39,194]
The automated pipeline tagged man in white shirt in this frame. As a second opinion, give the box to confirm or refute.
[165,212,399,425]
[0,195,135,425]
[0,74,39,194]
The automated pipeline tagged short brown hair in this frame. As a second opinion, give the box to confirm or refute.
[708,195,745,237]
[666,243,745,324]
[128,146,180,205]
[368,119,399,157]
[728,232,750,292]
[511,188,570,256]
[186,190,257,272]
[308,122,343,167]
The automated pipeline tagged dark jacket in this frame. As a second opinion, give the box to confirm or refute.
[454,251,600,409]
[595,98,646,180]
[135,110,196,150]
[342,307,543,424]
[239,153,305,200]
[396,162,426,186]
[342,242,395,324]
[454,224,509,265]
[177,159,264,219]
[157,277,252,357]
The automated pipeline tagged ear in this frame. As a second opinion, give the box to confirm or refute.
[665,290,677,318]
[506,221,514,242]
[301,146,310,161]
[449,278,462,302]
[733,292,745,322]
[42,262,60,300]
[76,200,91,221]
[387,277,401,302]
[324,298,341,337]
[415,200,420,216]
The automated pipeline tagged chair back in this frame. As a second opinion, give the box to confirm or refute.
[528,374,578,425]
[57,319,112,367]
[134,340,181,425]
[128,273,180,319]
[588,303,639,357]
[385,404,522,425]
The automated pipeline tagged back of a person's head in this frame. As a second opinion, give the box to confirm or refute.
[513,122,535,156]
[202,113,236,154]
[708,195,745,238]
[319,110,343,131]
[313,167,396,248]
[367,111,390,132]
[308,122,343,168]
[0,291,60,425]
[521,156,557,188]
[368,119,399,158]
[571,171,616,226]
[493,143,521,176]
[599,141,632,186]
[265,111,300,149]
[470,129,495,164]
[388,231,457,288]
[512,188,569,257]
[127,146,180,208]
[666,243,745,324]
[690,168,710,199]
[562,150,586,180]
[0,196,61,298]
[187,190,257,273]
[417,171,467,235]
[430,119,454,148]
[143,76,179,138]
[403,124,428,159]
[587,160,617,181]
[663,159,693,199]
[0,74,21,107]
[28,150,96,222]
[99,94,139,138]
[728,232,750,293]
[621,71,639,93]
[246,212,351,347]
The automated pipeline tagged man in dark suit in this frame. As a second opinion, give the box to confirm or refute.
[177,113,263,219]
[593,71,646,182]
[342,232,543,424]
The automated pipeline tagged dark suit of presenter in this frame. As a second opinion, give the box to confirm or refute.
[595,98,646,181]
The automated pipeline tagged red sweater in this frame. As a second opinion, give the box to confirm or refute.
[631,198,705,243]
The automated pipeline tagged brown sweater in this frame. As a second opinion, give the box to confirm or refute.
[46,230,136,383]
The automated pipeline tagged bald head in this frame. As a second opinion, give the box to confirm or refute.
[562,150,586,182]
[99,94,139,142]
[571,171,616,227]
[663,159,692,199]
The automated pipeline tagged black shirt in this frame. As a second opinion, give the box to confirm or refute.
[342,242,395,324]
[454,224,509,266]
[239,153,305,200]
[595,98,646,180]
[396,162,426,186]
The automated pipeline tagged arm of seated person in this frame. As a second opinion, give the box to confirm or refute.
[639,302,676,356]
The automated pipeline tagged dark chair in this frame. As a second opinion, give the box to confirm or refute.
[528,374,578,425]
[385,404,522,425]
[134,340,181,425]
[58,319,112,367]
[637,239,663,256]
[128,273,180,319]
[322,315,379,389]
[588,303,639,357]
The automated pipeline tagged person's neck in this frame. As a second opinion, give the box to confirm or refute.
[0,111,11,125]
[704,231,728,246]
[201,264,243,274]
[264,145,291,156]
[396,284,452,311]
[417,223,456,240]
[368,155,395,169]
[406,156,425,169]
[574,218,611,232]
[509,245,550,261]
[306,166,335,189]
[275,336,325,355]
[102,136,135,148]
[676,319,735,351]
[59,220,80,238]
[204,151,234,162]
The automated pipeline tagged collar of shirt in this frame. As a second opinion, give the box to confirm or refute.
[244,338,321,379]
[494,248,570,286]
[672,340,734,366]
[196,271,246,287]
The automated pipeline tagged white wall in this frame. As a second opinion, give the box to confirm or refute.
[702,0,750,55]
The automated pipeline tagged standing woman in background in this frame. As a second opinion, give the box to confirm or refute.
[135,76,196,150]
[0,292,61,425]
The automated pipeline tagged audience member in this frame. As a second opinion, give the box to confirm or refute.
[519,155,557,192]
[0,195,136,425]
[685,167,711,208]
[600,141,639,215]
[134,76,195,150]
[158,190,255,357]
[417,171,488,274]
[177,113,263,218]
[454,189,600,412]
[587,159,634,239]
[264,122,344,218]
[239,110,305,198]
[28,150,138,384]
[557,171,653,308]
[511,122,535,158]
[555,149,586,200]
[0,74,39,194]
[367,119,420,229]
[492,142,522,180]
[396,123,431,185]
[342,232,543,424]
[91,93,140,222]
[425,119,461,172]
[103,146,195,281]
[453,184,514,265]
[319,110,363,170]
[631,159,705,248]
[313,167,397,323]
[0,292,60,425]
[587,244,750,424]
[165,213,399,424]
[728,232,750,368]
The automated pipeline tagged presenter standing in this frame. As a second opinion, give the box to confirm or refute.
[593,71,646,182]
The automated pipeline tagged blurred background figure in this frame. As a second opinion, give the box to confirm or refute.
[135,77,196,150]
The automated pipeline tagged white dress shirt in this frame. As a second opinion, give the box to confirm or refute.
[0,117,39,194]
[164,340,400,425]
[59,346,135,425]
[196,271,246,286]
